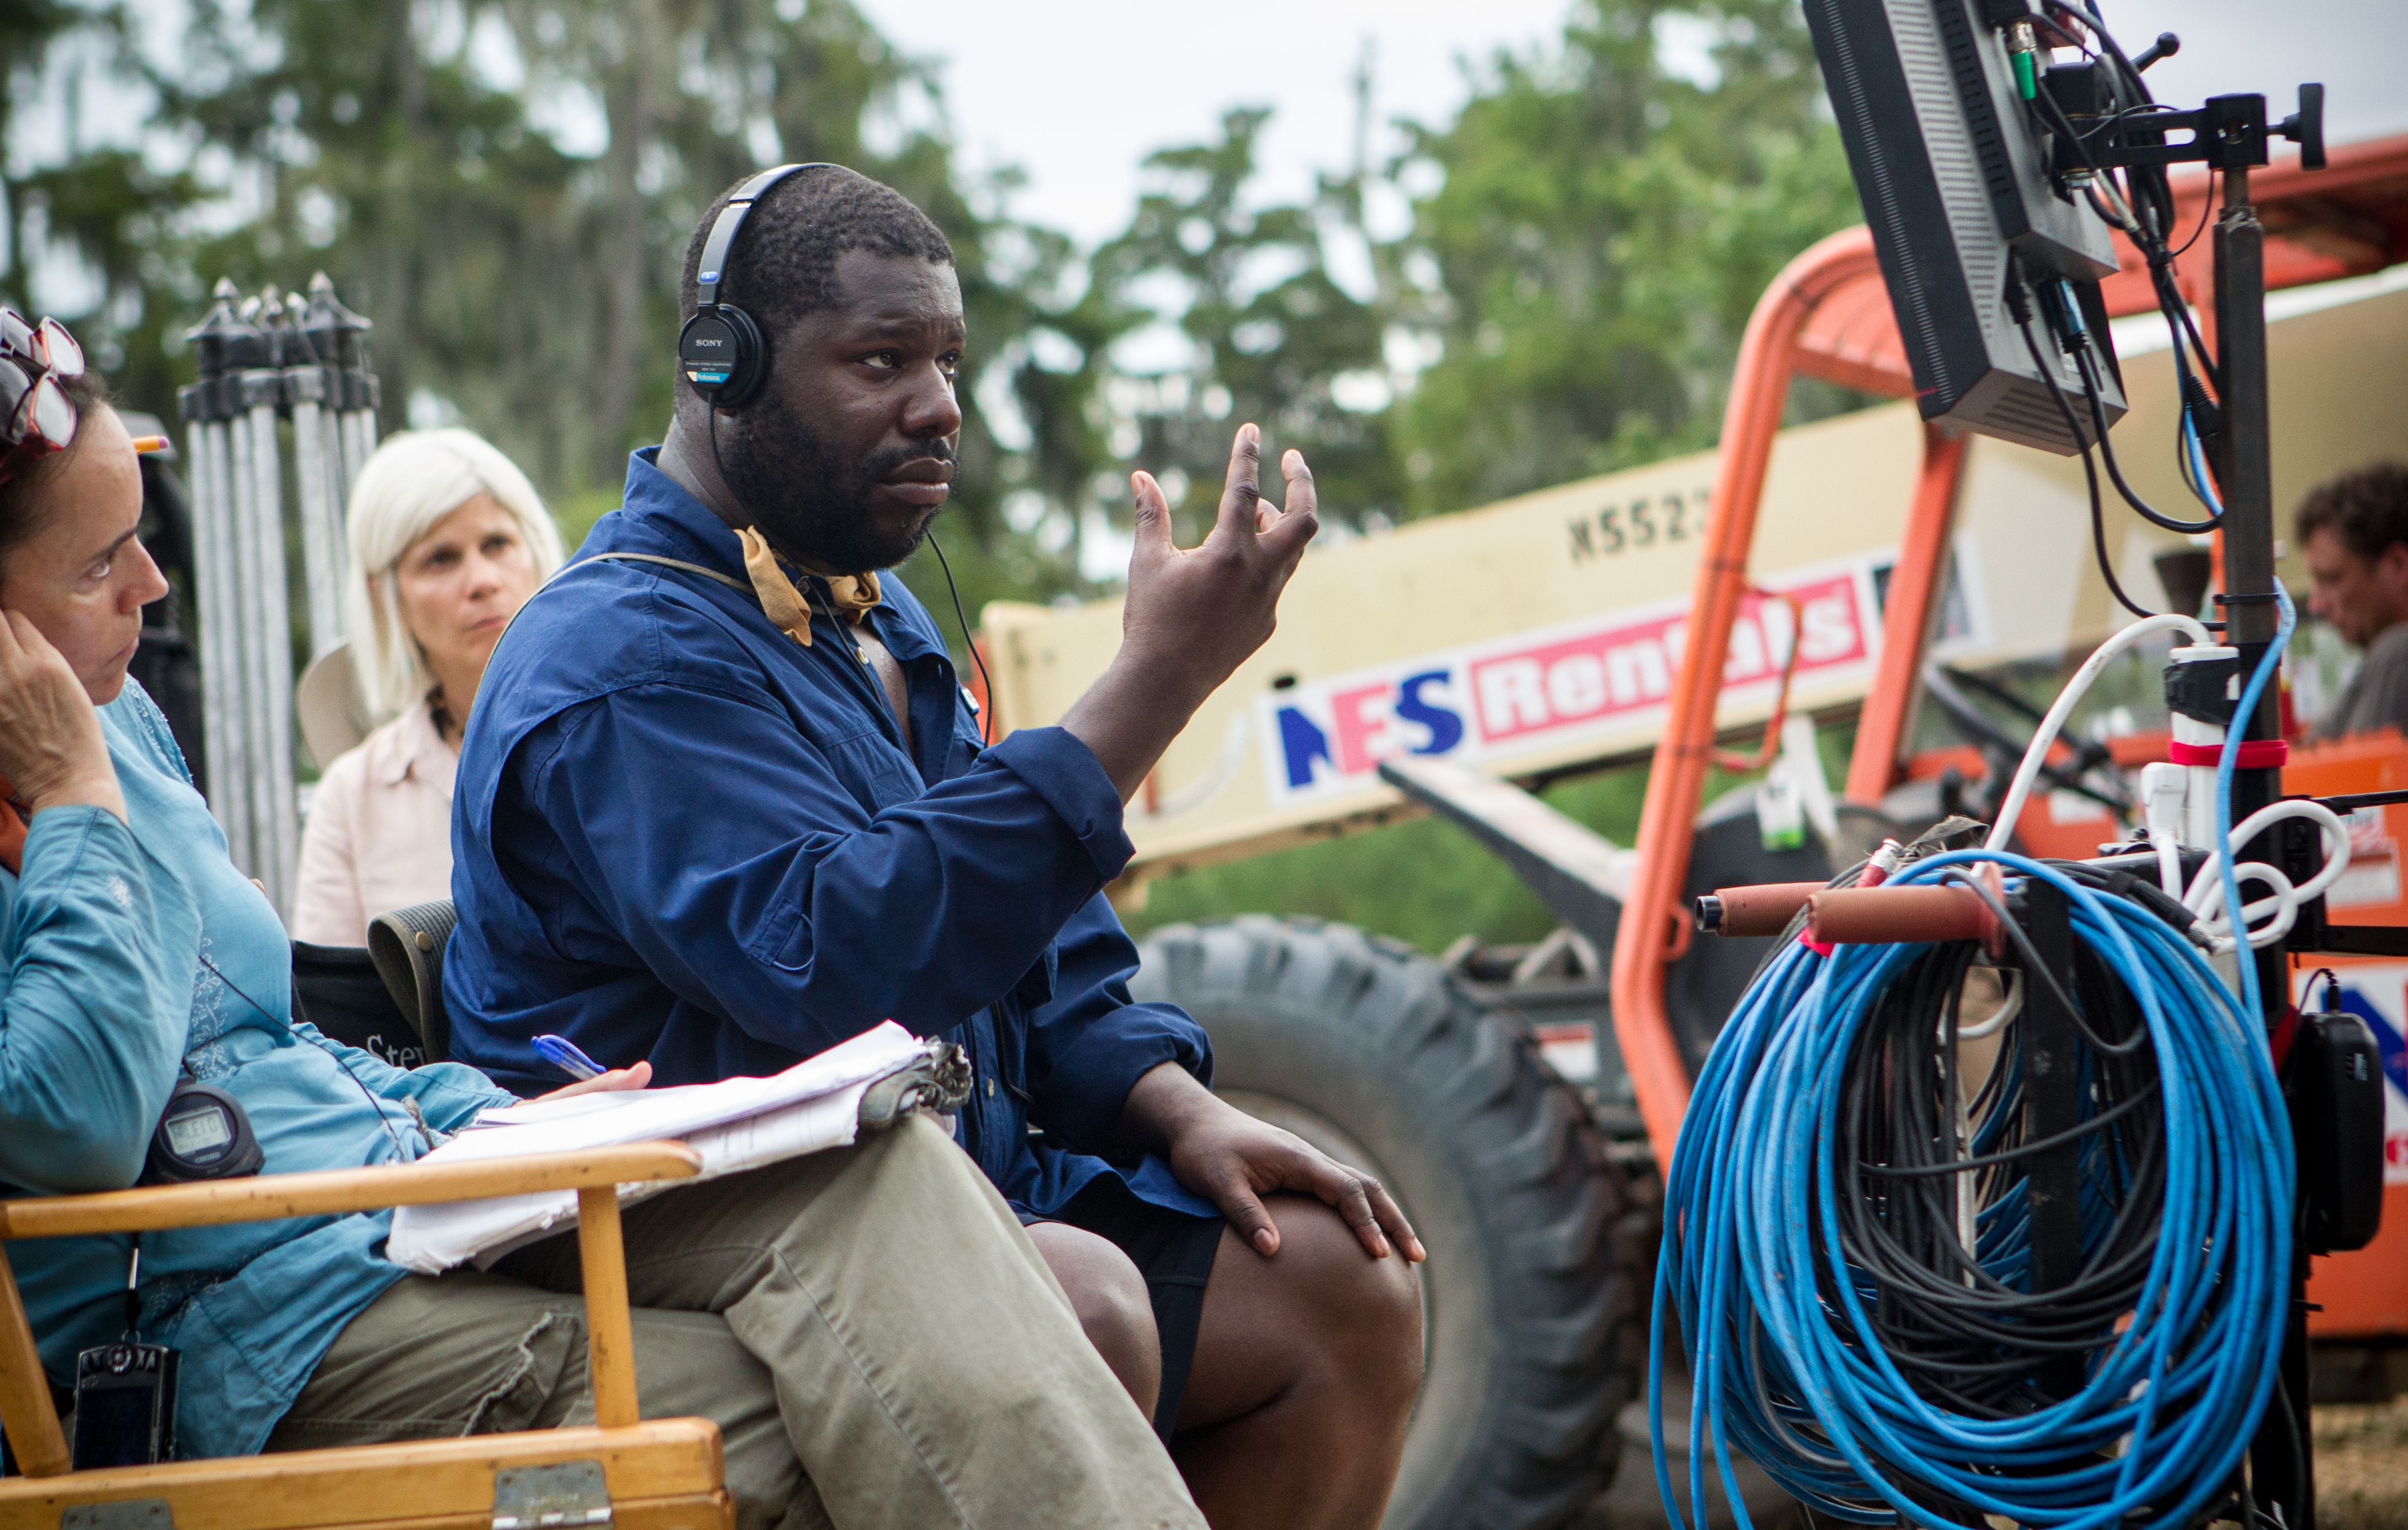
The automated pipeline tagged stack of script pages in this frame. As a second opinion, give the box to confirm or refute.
[388,1022,950,1273]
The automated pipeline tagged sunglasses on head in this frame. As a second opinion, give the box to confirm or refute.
[0,311,86,479]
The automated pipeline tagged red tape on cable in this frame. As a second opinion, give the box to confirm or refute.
[2165,739,2288,769]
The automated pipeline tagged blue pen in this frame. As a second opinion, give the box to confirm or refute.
[532,1033,607,1082]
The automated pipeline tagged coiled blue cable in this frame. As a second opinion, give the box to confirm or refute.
[1652,849,2294,1530]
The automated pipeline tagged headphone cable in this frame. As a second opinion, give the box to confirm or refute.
[708,401,992,746]
[925,529,994,746]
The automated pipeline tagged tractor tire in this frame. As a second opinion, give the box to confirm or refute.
[1133,916,1647,1530]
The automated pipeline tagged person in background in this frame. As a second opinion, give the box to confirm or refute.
[292,430,562,945]
[2299,461,2408,741]
[0,315,1208,1530]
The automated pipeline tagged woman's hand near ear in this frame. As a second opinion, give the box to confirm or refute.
[0,612,123,822]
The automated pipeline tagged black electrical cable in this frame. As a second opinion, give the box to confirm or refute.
[2167,167,2219,261]
[2023,90,2218,519]
[2048,2,2154,100]
[1817,897,2172,1426]
[2151,256,2219,389]
[2012,294,2171,623]
[2076,102,2178,145]
[2029,1,2232,539]
[1853,1079,2162,1178]
[1938,868,2149,1056]
[2070,337,2219,533]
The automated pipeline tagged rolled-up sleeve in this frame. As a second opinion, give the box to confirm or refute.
[1021,891,1212,1150]
[0,808,199,1193]
[514,680,1133,1053]
[984,728,1135,883]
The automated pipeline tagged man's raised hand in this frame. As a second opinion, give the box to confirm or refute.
[1060,422,1319,801]
[1125,422,1317,684]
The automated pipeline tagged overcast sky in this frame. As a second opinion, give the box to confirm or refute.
[853,0,2408,249]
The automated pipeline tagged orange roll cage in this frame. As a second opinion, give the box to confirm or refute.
[1610,134,2408,1171]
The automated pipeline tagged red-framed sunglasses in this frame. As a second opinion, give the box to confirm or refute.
[0,311,86,479]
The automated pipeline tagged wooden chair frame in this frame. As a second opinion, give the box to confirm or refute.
[0,1143,732,1530]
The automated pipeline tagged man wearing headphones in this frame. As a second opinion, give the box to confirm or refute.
[445,166,1424,1530]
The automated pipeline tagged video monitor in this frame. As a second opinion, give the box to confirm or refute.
[1802,0,2127,454]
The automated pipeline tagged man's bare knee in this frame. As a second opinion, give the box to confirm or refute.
[1027,1223,1162,1419]
[1267,1197,1424,1406]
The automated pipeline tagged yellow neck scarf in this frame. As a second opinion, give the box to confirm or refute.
[736,526,882,648]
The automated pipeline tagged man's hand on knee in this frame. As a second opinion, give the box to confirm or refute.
[1115,1063,1424,1264]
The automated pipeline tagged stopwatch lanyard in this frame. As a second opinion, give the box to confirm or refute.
[123,1236,143,1341]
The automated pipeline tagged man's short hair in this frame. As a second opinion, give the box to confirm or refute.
[677,166,954,343]
[2296,461,2408,562]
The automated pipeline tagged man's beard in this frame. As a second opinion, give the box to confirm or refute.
[717,395,949,574]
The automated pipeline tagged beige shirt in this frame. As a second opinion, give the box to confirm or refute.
[292,700,460,947]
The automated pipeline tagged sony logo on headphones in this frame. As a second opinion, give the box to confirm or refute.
[690,335,727,348]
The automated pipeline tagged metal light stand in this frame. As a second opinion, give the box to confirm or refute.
[2014,879,2088,1404]
[172,275,379,917]
[284,291,344,665]
[2215,157,2318,1530]
[312,273,380,519]
[240,291,299,915]
[2076,83,2326,1529]
[174,297,248,876]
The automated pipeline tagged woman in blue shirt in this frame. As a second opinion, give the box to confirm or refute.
[0,319,1202,1530]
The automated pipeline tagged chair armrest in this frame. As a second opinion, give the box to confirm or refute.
[0,1143,701,1241]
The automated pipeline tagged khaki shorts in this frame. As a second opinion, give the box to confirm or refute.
[268,1116,1201,1530]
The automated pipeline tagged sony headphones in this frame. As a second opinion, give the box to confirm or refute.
[677,163,840,410]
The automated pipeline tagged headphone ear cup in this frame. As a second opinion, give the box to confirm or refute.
[677,308,739,401]
[714,305,771,410]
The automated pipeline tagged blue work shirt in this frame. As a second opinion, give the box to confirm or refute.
[0,682,510,1461]
[445,450,1213,1223]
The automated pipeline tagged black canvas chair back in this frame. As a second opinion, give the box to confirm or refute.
[291,941,430,1069]
[366,900,459,1063]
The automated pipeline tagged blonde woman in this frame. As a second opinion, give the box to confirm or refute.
[292,429,563,945]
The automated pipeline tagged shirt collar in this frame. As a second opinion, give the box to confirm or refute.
[605,447,949,667]
[601,448,751,580]
[374,698,457,788]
